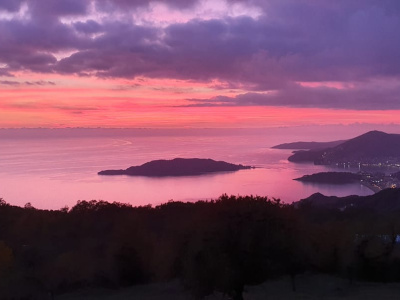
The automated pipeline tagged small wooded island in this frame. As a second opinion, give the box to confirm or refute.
[98,158,253,176]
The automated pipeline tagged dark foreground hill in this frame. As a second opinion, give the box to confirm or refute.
[288,131,400,164]
[295,188,400,212]
[98,158,252,176]
[3,191,400,299]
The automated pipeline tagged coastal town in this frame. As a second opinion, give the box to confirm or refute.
[294,169,400,194]
[333,160,400,193]
[360,171,400,193]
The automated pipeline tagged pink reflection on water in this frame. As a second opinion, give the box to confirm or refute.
[0,128,381,209]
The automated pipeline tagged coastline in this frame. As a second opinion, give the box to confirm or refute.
[360,180,382,193]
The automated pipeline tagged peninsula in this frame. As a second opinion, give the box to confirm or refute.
[98,158,253,177]
[272,140,345,150]
[294,171,400,193]
[287,131,400,167]
[294,172,361,184]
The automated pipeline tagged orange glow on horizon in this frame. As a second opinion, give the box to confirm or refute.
[1,72,399,128]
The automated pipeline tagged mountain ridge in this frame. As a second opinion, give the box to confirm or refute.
[295,188,400,212]
[288,131,400,164]
[272,140,346,150]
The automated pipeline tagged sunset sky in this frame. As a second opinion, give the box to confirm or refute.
[1,0,400,128]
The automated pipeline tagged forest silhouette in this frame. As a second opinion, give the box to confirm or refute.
[1,191,400,299]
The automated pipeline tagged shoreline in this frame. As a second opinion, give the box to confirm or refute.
[360,180,382,193]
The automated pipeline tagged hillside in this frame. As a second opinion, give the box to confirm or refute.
[288,131,400,164]
[295,188,400,212]
[3,192,400,298]
[98,158,253,176]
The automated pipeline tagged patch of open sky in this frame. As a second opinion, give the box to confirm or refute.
[132,0,263,27]
[52,50,80,62]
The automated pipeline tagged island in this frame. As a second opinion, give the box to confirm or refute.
[294,172,361,184]
[98,158,253,177]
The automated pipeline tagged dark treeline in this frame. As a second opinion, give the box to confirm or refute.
[1,193,400,299]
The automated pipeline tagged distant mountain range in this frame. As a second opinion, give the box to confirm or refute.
[287,131,400,165]
[295,188,400,213]
[272,140,345,150]
[98,158,253,177]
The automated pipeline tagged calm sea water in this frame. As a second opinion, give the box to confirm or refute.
[0,128,373,209]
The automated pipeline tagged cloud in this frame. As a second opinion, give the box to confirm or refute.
[25,80,56,85]
[0,0,24,12]
[27,0,88,18]
[0,0,400,111]
[94,0,199,11]
[186,83,400,110]
[73,20,103,34]
[4,101,99,112]
[0,80,56,86]
[34,2,400,82]
[0,80,19,85]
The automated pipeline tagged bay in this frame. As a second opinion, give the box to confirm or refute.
[0,128,373,209]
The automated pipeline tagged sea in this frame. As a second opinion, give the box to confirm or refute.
[0,127,377,209]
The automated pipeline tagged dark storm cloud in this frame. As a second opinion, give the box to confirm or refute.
[56,16,297,88]
[55,24,163,76]
[0,0,24,12]
[0,0,88,16]
[58,2,400,84]
[1,0,400,110]
[4,51,57,73]
[0,16,86,73]
[73,20,103,34]
[0,18,85,51]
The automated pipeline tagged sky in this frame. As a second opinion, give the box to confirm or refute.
[0,0,400,128]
